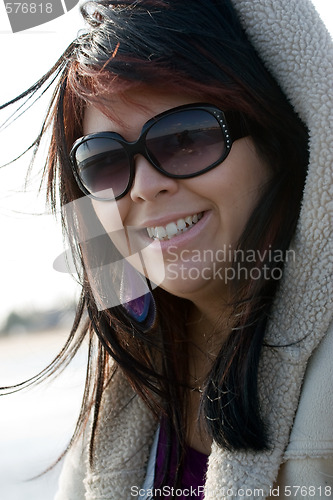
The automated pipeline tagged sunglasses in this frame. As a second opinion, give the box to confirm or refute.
[69,103,245,201]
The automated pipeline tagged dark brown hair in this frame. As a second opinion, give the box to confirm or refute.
[1,0,308,491]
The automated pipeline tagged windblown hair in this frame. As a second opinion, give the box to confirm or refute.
[1,0,308,492]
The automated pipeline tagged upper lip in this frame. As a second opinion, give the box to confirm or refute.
[129,211,206,229]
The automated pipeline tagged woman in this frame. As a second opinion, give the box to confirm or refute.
[2,0,332,498]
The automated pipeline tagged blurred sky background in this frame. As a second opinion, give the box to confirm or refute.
[0,2,84,330]
[0,0,333,328]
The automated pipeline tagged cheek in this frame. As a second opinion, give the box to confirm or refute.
[223,164,269,216]
[224,159,270,242]
[188,139,270,241]
[91,199,132,256]
[91,199,126,232]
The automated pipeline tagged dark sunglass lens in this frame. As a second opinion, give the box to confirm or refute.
[74,138,130,199]
[146,109,226,176]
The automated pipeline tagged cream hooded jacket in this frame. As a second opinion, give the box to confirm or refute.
[55,0,333,498]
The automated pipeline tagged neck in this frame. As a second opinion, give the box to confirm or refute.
[186,297,233,346]
[185,300,233,389]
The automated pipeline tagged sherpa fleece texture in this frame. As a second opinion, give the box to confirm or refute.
[55,0,333,498]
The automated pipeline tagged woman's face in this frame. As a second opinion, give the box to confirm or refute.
[83,90,271,307]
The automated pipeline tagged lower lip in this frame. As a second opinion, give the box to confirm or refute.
[145,211,212,252]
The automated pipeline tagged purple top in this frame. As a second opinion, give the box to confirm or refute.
[154,417,208,499]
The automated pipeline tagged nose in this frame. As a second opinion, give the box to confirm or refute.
[129,155,179,202]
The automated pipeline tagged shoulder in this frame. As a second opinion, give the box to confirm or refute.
[285,321,333,461]
[273,322,333,494]
[273,458,333,497]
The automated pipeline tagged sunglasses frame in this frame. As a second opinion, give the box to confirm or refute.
[69,103,239,201]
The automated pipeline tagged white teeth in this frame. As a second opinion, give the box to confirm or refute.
[165,222,178,238]
[177,219,186,230]
[155,226,167,239]
[146,212,204,241]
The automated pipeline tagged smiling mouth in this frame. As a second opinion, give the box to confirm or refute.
[146,212,204,241]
